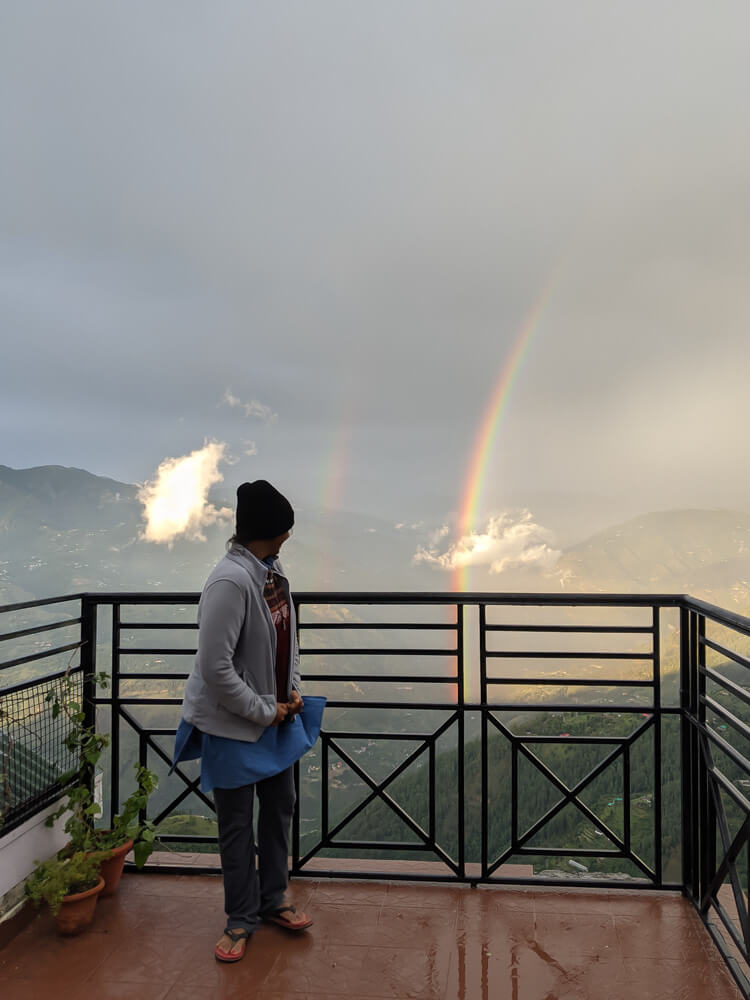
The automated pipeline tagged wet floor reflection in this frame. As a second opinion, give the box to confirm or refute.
[444,887,740,999]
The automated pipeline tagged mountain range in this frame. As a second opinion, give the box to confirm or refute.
[1,464,750,613]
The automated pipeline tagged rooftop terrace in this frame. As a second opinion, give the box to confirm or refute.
[2,590,750,998]
[0,872,742,999]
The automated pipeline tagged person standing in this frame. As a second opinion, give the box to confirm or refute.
[174,480,312,963]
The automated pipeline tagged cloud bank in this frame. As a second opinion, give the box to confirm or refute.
[138,441,232,545]
[415,511,561,575]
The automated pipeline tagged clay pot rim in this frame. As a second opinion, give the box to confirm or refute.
[62,875,105,905]
[61,835,135,861]
[88,831,133,858]
[88,836,134,860]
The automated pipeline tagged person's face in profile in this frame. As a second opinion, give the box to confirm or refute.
[270,529,291,557]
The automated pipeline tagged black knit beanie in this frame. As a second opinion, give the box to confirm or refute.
[235,480,294,541]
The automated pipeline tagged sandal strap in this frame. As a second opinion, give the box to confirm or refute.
[223,928,250,942]
[268,905,296,916]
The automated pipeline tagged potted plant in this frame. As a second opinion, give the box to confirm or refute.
[84,763,159,895]
[26,851,105,935]
[44,668,159,895]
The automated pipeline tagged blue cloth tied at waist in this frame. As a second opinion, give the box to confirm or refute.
[171,695,326,794]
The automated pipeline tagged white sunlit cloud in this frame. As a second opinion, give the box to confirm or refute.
[414,511,561,575]
[244,440,258,456]
[138,440,233,545]
[221,389,277,422]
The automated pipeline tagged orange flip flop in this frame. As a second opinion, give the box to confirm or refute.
[260,905,313,931]
[215,928,251,962]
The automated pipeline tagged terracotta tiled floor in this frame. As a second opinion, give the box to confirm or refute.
[0,874,743,1000]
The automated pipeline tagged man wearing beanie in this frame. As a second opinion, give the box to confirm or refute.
[174,480,312,963]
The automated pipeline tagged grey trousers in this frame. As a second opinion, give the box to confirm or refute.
[213,766,296,934]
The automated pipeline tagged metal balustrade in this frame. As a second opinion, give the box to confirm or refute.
[1,590,749,996]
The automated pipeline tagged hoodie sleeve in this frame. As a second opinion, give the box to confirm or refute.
[277,560,301,694]
[291,631,301,693]
[196,578,276,726]
[288,590,301,693]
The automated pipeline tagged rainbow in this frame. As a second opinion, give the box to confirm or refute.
[320,422,352,512]
[453,292,551,591]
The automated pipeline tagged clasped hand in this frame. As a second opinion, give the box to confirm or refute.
[272,689,304,726]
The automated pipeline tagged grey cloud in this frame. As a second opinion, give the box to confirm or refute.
[3,2,750,517]
[220,390,277,423]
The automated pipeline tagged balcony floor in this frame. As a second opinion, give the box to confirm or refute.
[0,874,743,1000]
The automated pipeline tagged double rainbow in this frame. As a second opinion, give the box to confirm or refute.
[453,293,550,591]
[315,287,549,597]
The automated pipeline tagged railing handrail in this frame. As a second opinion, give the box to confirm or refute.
[681,594,750,635]
[0,592,87,614]
[1,590,690,614]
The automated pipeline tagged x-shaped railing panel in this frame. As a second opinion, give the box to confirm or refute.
[117,705,216,826]
[298,712,460,873]
[484,712,656,880]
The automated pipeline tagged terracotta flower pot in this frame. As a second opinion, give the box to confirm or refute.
[92,838,134,897]
[55,876,105,935]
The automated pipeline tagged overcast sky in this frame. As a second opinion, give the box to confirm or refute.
[3,2,750,534]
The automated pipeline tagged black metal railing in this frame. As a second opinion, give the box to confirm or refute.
[680,596,750,992]
[1,590,749,997]
[0,594,92,829]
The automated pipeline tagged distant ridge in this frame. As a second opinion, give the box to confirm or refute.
[557,508,750,605]
[0,464,148,600]
[0,463,441,599]
[0,463,140,534]
[0,463,134,491]
[2,463,750,608]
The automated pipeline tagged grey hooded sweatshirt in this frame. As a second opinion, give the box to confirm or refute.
[180,543,301,742]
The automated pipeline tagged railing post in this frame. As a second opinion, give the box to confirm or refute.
[80,595,97,801]
[690,609,701,903]
[456,600,465,881]
[291,596,301,874]
[110,602,121,828]
[697,613,716,912]
[653,604,663,886]
[679,603,695,898]
[479,602,488,879]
